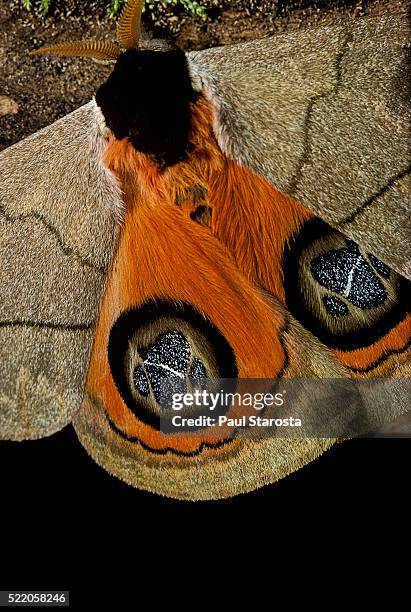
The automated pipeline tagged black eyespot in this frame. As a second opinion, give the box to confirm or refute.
[283,219,410,350]
[108,299,238,429]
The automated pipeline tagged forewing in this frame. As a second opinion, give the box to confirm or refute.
[0,101,122,440]
[187,13,411,278]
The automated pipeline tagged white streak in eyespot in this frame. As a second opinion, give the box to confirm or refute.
[343,255,363,298]
[143,361,185,380]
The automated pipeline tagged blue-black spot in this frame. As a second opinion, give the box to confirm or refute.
[144,364,187,409]
[311,244,387,310]
[282,219,409,351]
[142,331,191,409]
[368,254,390,278]
[323,296,349,317]
[189,358,208,386]
[144,331,190,374]
[133,366,150,397]
[346,240,360,254]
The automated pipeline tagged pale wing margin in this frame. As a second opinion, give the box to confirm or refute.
[73,308,410,500]
[0,100,122,440]
[187,13,411,279]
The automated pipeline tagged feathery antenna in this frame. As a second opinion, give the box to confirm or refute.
[117,0,144,50]
[29,40,121,61]
[30,1,145,60]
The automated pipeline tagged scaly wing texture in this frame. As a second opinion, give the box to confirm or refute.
[187,13,411,279]
[72,100,409,501]
[72,149,345,500]
[0,101,122,440]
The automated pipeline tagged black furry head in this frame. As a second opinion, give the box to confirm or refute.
[96,48,198,168]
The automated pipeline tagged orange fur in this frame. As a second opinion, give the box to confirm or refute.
[87,96,409,451]
[88,101,299,451]
[209,160,312,301]
[105,97,313,301]
[86,201,290,451]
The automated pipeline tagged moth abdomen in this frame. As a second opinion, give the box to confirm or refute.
[95,48,198,169]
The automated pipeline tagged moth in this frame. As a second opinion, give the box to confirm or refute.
[0,0,409,500]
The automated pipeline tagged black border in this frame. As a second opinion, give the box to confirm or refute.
[283,219,410,351]
[107,298,238,430]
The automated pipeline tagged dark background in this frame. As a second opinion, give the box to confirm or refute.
[1,0,410,603]
[1,430,410,604]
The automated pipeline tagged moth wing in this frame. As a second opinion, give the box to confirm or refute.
[72,217,409,500]
[187,12,410,279]
[0,101,122,440]
[71,192,357,501]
